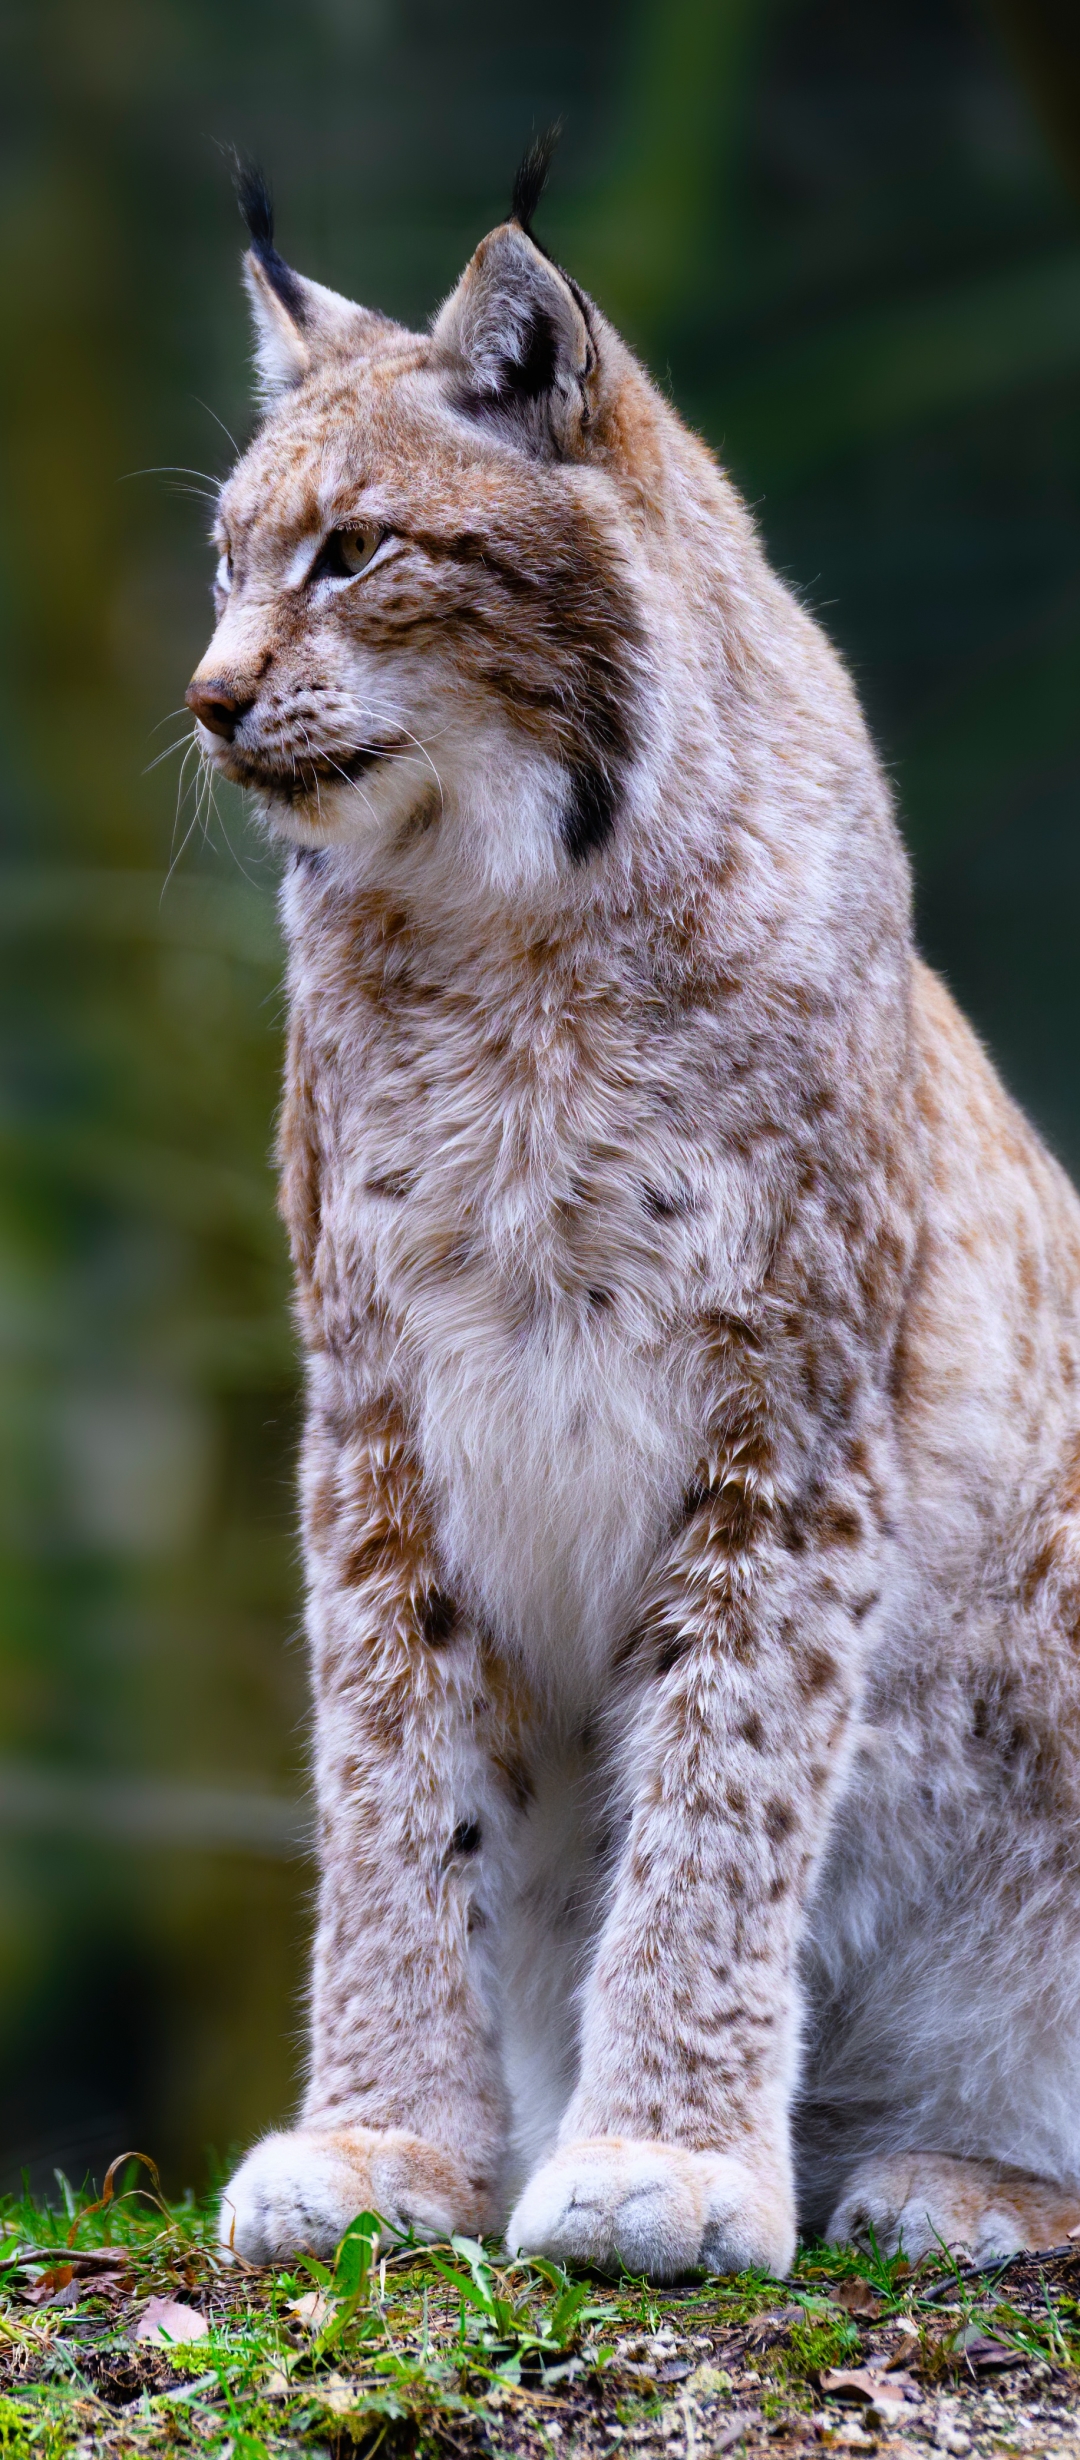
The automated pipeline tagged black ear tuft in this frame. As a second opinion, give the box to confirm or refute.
[232,153,274,252]
[228,147,308,327]
[510,125,562,238]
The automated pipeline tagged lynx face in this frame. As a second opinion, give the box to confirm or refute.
[187,216,651,896]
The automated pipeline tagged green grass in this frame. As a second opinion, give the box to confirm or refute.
[2,2161,1079,2456]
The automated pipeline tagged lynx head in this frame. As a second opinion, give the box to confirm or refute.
[185,148,672,905]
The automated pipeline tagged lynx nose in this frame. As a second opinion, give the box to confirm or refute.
[185,676,255,741]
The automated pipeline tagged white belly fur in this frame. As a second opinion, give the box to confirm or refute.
[409,1302,697,1698]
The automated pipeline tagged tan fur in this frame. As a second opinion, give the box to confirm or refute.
[828,2153,1080,2265]
[191,208,1080,2275]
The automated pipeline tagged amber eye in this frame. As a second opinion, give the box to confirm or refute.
[313,524,386,583]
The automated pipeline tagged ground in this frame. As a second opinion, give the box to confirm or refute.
[3,2163,1080,2457]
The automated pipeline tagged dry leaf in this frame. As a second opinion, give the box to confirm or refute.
[24,2251,130,2307]
[27,2277,80,2312]
[874,2369,918,2401]
[24,2264,73,2306]
[831,2278,882,2319]
[820,2365,915,2403]
[945,2322,1019,2371]
[746,2304,803,2345]
[288,2288,329,2329]
[134,2296,209,2345]
[820,2366,882,2398]
[882,2317,920,2366]
[313,2375,362,2415]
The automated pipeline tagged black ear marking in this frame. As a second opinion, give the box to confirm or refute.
[229,149,308,327]
[563,763,617,863]
[510,125,562,239]
[511,307,558,400]
[453,297,560,422]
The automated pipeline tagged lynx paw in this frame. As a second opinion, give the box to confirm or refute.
[827,2152,1080,2264]
[219,2125,483,2263]
[507,2138,795,2281]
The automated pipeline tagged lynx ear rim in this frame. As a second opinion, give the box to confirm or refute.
[432,221,597,458]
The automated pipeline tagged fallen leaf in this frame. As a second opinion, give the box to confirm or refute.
[24,2264,73,2305]
[881,2317,920,2366]
[820,2365,915,2405]
[831,2279,882,2319]
[313,2375,362,2415]
[134,2296,209,2345]
[31,2279,81,2312]
[746,2304,803,2344]
[944,2322,1019,2371]
[874,2369,918,2400]
[820,2366,882,2398]
[288,2288,329,2329]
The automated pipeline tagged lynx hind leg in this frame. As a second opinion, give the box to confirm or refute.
[219,2125,486,2263]
[828,2151,1080,2265]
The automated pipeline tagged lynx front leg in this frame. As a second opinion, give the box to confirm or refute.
[509,1463,874,2279]
[221,1395,510,2260]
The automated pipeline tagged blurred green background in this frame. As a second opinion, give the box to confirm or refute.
[1,0,1078,2195]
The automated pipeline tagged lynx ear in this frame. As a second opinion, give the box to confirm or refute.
[432,222,598,457]
[233,160,387,405]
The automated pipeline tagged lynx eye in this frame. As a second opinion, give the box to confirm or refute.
[313,524,386,584]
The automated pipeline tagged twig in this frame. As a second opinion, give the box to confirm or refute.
[918,2246,1080,2304]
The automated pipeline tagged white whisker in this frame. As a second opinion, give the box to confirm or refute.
[144,733,195,776]
[161,743,204,900]
[193,398,241,459]
[119,464,224,489]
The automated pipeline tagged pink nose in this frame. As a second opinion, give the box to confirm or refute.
[185,676,254,741]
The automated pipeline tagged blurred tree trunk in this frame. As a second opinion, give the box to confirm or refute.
[986,0,1080,202]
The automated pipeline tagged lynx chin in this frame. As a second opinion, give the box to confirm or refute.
[193,148,1080,2279]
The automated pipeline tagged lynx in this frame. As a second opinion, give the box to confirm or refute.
[189,150,1080,2279]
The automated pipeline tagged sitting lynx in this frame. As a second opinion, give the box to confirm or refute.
[190,149,1080,2279]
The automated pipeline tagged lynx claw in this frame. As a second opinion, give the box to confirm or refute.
[218,2124,480,2264]
[506,2137,795,2281]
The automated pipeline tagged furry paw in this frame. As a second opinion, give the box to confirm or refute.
[827,2151,1080,2264]
[506,2138,795,2281]
[218,2125,483,2263]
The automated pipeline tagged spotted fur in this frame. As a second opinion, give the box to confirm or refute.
[193,188,1080,2275]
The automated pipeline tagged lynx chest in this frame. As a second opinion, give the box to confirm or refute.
[285,893,768,1671]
